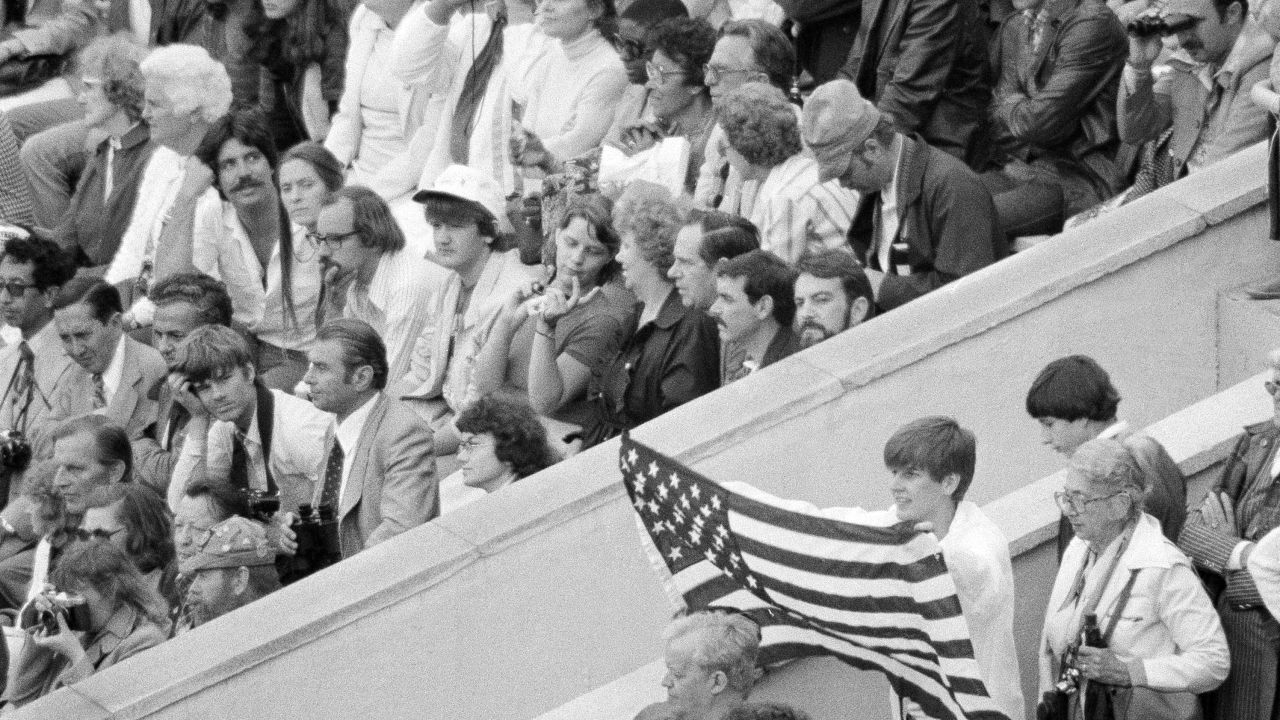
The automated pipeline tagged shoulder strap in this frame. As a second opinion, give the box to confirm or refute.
[254,382,278,496]
[1102,570,1141,645]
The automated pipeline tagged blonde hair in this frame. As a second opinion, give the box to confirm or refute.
[139,44,232,123]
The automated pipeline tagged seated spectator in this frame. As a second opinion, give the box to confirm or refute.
[579,187,718,449]
[984,0,1127,237]
[1177,347,1280,719]
[303,318,438,558]
[79,484,176,607]
[52,35,154,273]
[610,17,716,194]
[324,0,431,200]
[802,79,1004,312]
[686,0,784,27]
[717,82,857,264]
[0,0,94,96]
[106,45,233,298]
[839,0,991,165]
[473,194,634,427]
[605,0,691,145]
[1119,0,1271,192]
[0,112,32,225]
[693,20,795,211]
[440,394,558,513]
[668,211,759,311]
[1040,439,1228,720]
[5,541,169,707]
[0,463,69,611]
[659,611,759,720]
[179,516,280,629]
[133,273,234,491]
[167,325,330,513]
[1026,354,1187,557]
[0,233,77,444]
[192,109,323,392]
[173,479,251,561]
[506,0,630,175]
[395,165,539,454]
[44,277,167,449]
[316,185,436,387]
[709,250,799,385]
[243,0,350,148]
[792,248,873,349]
[279,142,345,240]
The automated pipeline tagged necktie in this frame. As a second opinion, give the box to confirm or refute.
[451,2,508,164]
[230,431,250,490]
[319,441,344,509]
[91,373,107,409]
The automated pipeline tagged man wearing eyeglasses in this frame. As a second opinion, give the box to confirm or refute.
[189,108,323,392]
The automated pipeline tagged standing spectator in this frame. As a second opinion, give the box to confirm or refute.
[52,36,154,273]
[792,247,873,349]
[180,516,280,629]
[1119,0,1272,187]
[314,185,435,387]
[191,109,323,392]
[395,166,538,454]
[440,395,558,513]
[984,0,1127,238]
[303,318,439,558]
[708,250,799,385]
[1026,354,1187,557]
[0,113,33,226]
[324,0,436,200]
[717,82,857,264]
[772,0,859,86]
[839,0,991,165]
[472,194,634,428]
[659,612,759,720]
[579,187,718,449]
[802,79,1004,311]
[693,20,796,212]
[606,0,691,143]
[668,211,759,311]
[1178,347,1280,720]
[4,541,169,708]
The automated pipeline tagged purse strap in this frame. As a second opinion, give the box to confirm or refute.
[1101,570,1141,645]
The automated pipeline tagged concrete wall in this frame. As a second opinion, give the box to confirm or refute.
[12,145,1277,720]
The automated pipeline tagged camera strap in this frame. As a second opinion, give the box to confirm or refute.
[0,342,37,435]
[253,381,279,497]
[1061,521,1137,646]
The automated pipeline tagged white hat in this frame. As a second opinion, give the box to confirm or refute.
[412,165,507,228]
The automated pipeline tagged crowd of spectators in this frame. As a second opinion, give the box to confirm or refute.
[0,0,1272,712]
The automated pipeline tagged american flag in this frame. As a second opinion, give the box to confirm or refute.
[621,434,1010,720]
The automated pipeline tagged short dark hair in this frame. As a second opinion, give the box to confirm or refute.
[53,415,133,484]
[1025,355,1121,422]
[698,226,758,267]
[648,17,716,88]
[883,416,976,501]
[554,193,621,285]
[421,195,500,243]
[455,396,558,479]
[714,250,797,327]
[794,249,874,321]
[718,19,795,91]
[281,141,344,192]
[726,704,812,720]
[184,479,252,521]
[0,234,75,292]
[51,276,122,323]
[195,107,280,200]
[619,0,687,25]
[328,185,406,254]
[316,318,388,390]
[82,483,174,575]
[170,324,254,385]
[1213,0,1246,21]
[149,273,234,327]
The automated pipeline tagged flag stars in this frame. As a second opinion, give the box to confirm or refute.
[689,485,700,500]
[667,546,683,562]
[710,495,722,511]
[647,461,660,479]
[668,474,681,492]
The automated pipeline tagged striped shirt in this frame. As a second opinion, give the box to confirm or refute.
[739,153,859,265]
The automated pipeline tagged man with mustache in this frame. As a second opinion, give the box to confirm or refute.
[792,248,874,349]
[707,250,799,386]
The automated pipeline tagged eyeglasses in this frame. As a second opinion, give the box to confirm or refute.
[645,61,687,85]
[1053,491,1125,515]
[458,436,490,453]
[295,232,319,262]
[0,280,31,298]
[702,64,759,85]
[71,527,125,542]
[613,34,646,61]
[306,230,359,252]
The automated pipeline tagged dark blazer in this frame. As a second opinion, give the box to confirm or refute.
[840,0,991,163]
[54,123,154,271]
[847,134,1005,311]
[313,393,439,558]
[773,0,860,85]
[989,0,1127,210]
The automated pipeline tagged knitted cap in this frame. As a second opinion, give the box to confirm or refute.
[801,79,883,183]
[179,516,276,574]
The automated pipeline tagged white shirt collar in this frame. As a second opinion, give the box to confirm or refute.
[335,394,380,453]
[100,333,128,398]
[1097,420,1129,440]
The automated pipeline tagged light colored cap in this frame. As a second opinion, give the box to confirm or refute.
[412,164,507,227]
[801,79,883,183]
[179,516,275,574]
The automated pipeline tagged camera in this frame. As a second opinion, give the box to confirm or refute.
[0,430,31,472]
[242,490,281,523]
[280,503,343,584]
[1126,14,1197,37]
[20,588,90,634]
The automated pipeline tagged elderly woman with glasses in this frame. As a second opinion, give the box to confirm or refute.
[1038,438,1228,720]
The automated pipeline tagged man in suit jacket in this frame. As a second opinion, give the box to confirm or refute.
[42,277,165,455]
[1179,348,1280,720]
[304,318,437,559]
[801,79,1004,312]
[838,0,991,165]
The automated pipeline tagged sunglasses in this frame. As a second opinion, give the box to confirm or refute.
[645,61,687,85]
[71,527,125,542]
[0,280,31,298]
